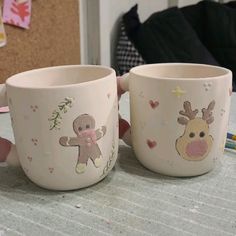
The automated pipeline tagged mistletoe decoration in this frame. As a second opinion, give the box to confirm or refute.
[49,97,74,130]
[101,139,116,178]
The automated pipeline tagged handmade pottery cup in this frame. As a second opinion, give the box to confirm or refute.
[119,63,232,176]
[0,65,118,190]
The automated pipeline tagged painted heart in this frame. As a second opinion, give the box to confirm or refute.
[27,156,32,162]
[49,167,54,173]
[149,100,159,109]
[147,139,157,149]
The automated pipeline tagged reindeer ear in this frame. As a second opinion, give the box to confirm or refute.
[208,100,215,110]
[177,117,188,125]
[202,100,215,123]
[206,117,214,124]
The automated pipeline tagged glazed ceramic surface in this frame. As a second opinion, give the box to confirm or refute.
[127,63,232,176]
[2,65,118,190]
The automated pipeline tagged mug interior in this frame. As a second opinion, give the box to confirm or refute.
[6,65,114,88]
[130,63,230,80]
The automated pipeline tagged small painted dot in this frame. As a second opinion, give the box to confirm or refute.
[30,105,39,112]
[203,82,212,91]
[220,108,226,116]
[49,167,54,173]
[31,138,38,146]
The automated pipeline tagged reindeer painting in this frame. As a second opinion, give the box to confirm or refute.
[176,100,215,161]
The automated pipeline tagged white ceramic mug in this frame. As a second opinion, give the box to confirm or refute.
[0,65,118,190]
[119,63,232,176]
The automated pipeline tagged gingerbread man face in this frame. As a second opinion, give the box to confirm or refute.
[73,114,95,135]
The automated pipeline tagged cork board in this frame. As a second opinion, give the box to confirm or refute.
[0,0,80,83]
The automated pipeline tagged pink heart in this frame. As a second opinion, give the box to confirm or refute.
[27,156,32,162]
[49,167,54,173]
[149,100,159,109]
[147,139,157,149]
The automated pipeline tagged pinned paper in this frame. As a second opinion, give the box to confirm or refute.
[16,0,29,3]
[0,10,7,47]
[2,0,32,29]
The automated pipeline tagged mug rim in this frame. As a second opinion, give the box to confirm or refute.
[130,63,232,80]
[6,65,116,89]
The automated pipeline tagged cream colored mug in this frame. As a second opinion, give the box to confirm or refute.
[0,65,118,190]
[119,63,232,176]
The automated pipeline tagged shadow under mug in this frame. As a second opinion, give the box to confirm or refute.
[0,65,118,190]
[119,63,232,177]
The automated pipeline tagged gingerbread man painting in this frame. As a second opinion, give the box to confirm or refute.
[59,114,106,174]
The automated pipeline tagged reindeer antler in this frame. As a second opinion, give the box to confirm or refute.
[202,100,215,124]
[178,101,198,125]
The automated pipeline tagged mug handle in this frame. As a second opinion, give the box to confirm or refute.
[117,74,132,146]
[0,84,20,166]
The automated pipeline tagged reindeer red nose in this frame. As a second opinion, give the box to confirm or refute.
[186,139,208,158]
